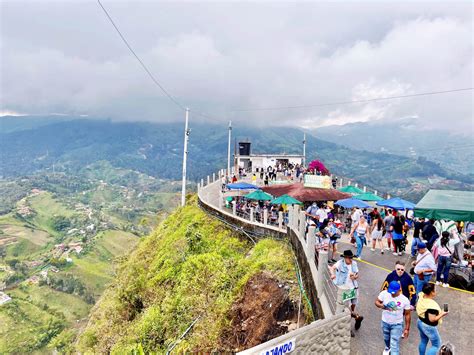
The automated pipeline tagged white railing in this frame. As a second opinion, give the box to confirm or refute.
[197,168,350,317]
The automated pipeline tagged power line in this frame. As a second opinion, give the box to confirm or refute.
[229,87,473,112]
[97,0,185,111]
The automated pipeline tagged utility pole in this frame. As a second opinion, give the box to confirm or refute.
[181,108,190,207]
[227,121,232,178]
[303,132,306,166]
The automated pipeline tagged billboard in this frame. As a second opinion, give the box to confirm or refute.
[304,175,332,189]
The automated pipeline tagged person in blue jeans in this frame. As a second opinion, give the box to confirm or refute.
[411,242,436,298]
[416,283,449,355]
[375,281,411,355]
[350,216,370,259]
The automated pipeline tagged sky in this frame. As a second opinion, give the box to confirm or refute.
[1,1,473,133]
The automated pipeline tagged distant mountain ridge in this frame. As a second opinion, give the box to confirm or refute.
[1,116,473,202]
[313,119,473,174]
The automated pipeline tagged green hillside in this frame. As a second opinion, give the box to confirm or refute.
[1,117,472,202]
[78,197,304,354]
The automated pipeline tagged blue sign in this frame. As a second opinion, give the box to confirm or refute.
[260,338,296,355]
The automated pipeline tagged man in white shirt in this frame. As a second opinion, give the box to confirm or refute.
[412,242,436,297]
[316,206,328,222]
[375,281,411,355]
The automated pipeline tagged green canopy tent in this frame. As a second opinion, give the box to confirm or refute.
[244,190,273,201]
[338,185,364,194]
[414,189,474,221]
[270,194,303,205]
[353,192,384,202]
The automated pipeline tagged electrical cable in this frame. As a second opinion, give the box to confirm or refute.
[97,0,472,127]
[97,0,186,111]
[229,88,473,112]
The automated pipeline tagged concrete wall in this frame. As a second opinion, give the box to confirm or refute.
[238,312,351,355]
[287,227,323,320]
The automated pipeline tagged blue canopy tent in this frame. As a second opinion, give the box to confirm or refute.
[335,198,370,209]
[376,197,415,210]
[226,182,259,190]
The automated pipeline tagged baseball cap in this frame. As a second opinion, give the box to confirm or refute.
[387,281,401,294]
[417,242,427,250]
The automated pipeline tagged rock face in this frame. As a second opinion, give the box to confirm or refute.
[222,272,303,351]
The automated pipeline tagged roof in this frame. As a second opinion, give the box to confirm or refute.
[353,192,383,201]
[414,189,474,221]
[262,183,350,202]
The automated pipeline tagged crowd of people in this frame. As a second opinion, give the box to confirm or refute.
[307,203,473,355]
[330,249,454,355]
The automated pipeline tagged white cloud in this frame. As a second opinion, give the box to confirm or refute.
[0,2,472,132]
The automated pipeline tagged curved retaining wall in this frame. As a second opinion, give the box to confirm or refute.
[197,174,351,354]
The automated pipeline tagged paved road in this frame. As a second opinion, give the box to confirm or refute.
[200,180,473,354]
[338,235,473,355]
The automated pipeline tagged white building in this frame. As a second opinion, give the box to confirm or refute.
[234,142,304,172]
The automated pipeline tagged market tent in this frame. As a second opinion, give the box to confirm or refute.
[270,194,303,205]
[335,198,370,209]
[414,189,474,221]
[226,182,259,190]
[377,197,415,210]
[244,190,273,201]
[262,183,350,202]
[338,186,364,194]
[353,192,383,202]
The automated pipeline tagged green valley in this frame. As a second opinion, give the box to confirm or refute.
[0,162,180,353]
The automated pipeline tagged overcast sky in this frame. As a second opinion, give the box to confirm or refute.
[1,1,472,132]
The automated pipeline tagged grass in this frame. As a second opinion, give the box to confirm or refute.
[95,230,139,257]
[9,284,91,324]
[2,224,51,246]
[28,192,75,236]
[77,197,300,354]
[0,297,64,353]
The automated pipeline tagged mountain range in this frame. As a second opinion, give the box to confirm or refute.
[313,118,473,174]
[1,116,473,202]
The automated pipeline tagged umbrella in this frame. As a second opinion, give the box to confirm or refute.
[353,192,384,201]
[338,185,364,194]
[377,197,415,210]
[226,182,259,190]
[270,194,303,205]
[244,190,273,201]
[335,198,371,209]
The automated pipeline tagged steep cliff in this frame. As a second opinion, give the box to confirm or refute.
[77,197,306,353]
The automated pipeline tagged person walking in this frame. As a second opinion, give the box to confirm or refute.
[422,219,439,251]
[416,283,448,355]
[391,215,405,256]
[251,173,257,185]
[412,242,436,297]
[375,281,411,355]
[435,231,460,288]
[371,214,385,253]
[412,218,425,257]
[381,261,416,308]
[350,216,370,259]
[325,219,341,263]
[329,250,364,333]
[383,210,394,252]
